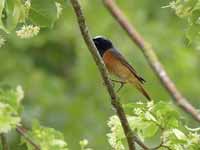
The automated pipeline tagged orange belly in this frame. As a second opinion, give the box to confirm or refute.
[103,50,136,82]
[102,50,151,100]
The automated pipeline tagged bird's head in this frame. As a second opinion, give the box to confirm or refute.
[93,36,113,56]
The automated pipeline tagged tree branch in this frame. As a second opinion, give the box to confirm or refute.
[103,0,200,122]
[69,0,152,149]
[16,126,40,150]
[1,134,9,150]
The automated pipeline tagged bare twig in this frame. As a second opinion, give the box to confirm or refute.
[149,141,164,150]
[1,134,9,150]
[69,0,152,149]
[151,144,172,150]
[16,126,40,150]
[103,0,200,122]
[134,137,149,150]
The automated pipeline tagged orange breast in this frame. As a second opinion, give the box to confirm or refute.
[103,50,135,82]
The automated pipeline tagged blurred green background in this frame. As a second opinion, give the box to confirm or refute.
[1,0,200,149]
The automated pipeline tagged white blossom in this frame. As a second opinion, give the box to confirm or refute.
[24,0,31,8]
[107,116,125,150]
[147,101,154,110]
[174,144,183,150]
[79,139,93,150]
[185,125,200,132]
[162,130,172,143]
[0,35,6,48]
[55,2,63,18]
[16,25,40,39]
[136,101,144,105]
[172,128,187,140]
[169,1,176,9]
[188,132,200,144]
[16,85,24,103]
[144,111,157,122]
[107,133,125,150]
[79,139,88,147]
[52,139,67,147]
[134,108,143,115]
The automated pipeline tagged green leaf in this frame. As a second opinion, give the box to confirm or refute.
[186,7,200,42]
[29,0,57,27]
[171,0,198,17]
[6,0,22,30]
[172,128,187,140]
[162,128,200,149]
[186,24,200,43]
[0,0,7,32]
[144,111,157,122]
[22,121,69,150]
[0,0,5,17]
[1,0,26,32]
[193,0,200,10]
[153,102,180,128]
[0,85,23,111]
[0,102,21,133]
[189,9,200,24]
[168,0,200,41]
[142,122,159,138]
[0,85,23,134]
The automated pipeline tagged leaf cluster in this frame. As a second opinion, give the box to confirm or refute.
[0,85,22,133]
[107,101,200,150]
[169,0,200,41]
[0,0,65,33]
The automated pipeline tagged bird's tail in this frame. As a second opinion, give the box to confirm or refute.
[130,80,152,101]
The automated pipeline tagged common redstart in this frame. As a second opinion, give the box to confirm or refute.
[93,36,151,101]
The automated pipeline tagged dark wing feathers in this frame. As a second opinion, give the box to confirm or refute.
[110,48,145,84]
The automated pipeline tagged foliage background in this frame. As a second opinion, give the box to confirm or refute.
[1,0,200,149]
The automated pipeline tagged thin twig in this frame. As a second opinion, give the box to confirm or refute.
[103,0,200,122]
[16,126,40,150]
[149,141,163,150]
[134,136,149,150]
[1,134,9,150]
[69,0,152,149]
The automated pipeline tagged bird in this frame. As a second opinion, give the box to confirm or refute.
[93,36,151,101]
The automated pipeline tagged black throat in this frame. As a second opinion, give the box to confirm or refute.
[93,36,113,57]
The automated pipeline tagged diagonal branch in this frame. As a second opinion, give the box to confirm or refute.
[16,126,40,150]
[103,0,200,122]
[69,0,152,149]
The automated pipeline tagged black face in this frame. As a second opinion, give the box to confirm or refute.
[93,36,113,56]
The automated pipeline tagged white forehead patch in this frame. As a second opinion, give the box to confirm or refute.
[93,35,105,39]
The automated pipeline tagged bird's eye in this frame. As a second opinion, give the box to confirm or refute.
[94,40,99,45]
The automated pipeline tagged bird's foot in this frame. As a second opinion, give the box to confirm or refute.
[110,79,126,92]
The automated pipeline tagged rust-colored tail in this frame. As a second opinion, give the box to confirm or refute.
[136,84,151,101]
[130,80,152,101]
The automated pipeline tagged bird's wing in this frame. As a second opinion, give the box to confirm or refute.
[110,48,145,84]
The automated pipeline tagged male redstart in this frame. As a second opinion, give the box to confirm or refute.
[93,36,151,101]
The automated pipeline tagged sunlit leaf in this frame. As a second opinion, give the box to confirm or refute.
[0,0,7,32]
[142,122,159,138]
[0,85,23,134]
[22,121,69,150]
[0,0,26,32]
[29,0,57,27]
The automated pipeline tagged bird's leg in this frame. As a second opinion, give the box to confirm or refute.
[111,80,115,88]
[110,79,126,92]
[103,80,115,87]
[116,82,125,92]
